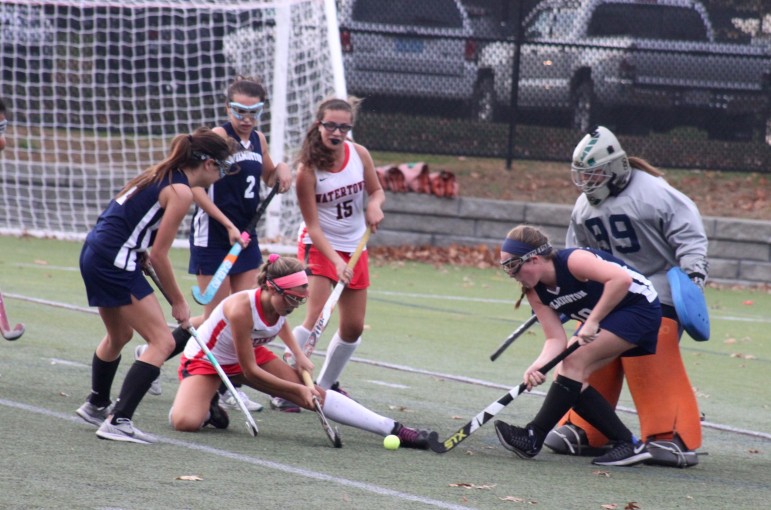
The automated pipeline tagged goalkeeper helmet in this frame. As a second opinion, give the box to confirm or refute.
[571,126,631,206]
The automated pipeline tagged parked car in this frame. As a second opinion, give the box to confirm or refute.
[337,0,479,103]
[0,1,55,86]
[474,0,771,141]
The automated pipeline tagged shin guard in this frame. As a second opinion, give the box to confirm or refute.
[623,317,702,450]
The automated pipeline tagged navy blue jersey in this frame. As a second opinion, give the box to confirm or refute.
[85,170,190,271]
[534,248,658,323]
[190,123,263,249]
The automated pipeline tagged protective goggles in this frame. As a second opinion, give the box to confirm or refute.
[320,121,353,134]
[229,101,264,121]
[268,278,308,306]
[500,257,526,277]
[500,242,552,277]
[193,152,239,178]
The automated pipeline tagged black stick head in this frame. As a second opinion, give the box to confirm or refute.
[246,422,259,437]
[2,324,25,341]
[427,431,450,453]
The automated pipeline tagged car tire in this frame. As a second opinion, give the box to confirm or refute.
[471,76,495,123]
[572,81,595,132]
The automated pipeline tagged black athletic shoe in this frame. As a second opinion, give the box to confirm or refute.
[592,440,651,467]
[204,394,230,429]
[392,422,430,449]
[495,421,542,459]
[330,381,352,399]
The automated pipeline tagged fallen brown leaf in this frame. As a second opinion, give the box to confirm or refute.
[448,482,496,490]
[625,503,640,510]
[593,470,611,478]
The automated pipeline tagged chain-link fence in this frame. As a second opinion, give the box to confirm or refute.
[341,0,771,172]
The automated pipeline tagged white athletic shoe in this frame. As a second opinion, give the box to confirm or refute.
[221,388,263,412]
[76,400,113,427]
[96,418,157,444]
[134,344,162,396]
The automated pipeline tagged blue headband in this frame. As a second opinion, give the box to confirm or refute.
[501,239,552,259]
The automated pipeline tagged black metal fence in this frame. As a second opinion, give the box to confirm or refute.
[342,0,771,172]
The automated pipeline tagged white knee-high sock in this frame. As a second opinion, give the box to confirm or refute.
[317,332,360,389]
[284,325,311,365]
[322,389,394,436]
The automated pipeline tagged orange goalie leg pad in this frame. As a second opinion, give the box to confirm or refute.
[622,317,702,450]
[557,359,624,447]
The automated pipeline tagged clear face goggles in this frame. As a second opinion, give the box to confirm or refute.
[500,257,524,277]
[268,278,309,307]
[193,152,238,178]
[229,101,264,122]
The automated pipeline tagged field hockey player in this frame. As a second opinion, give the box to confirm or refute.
[76,128,239,444]
[493,225,661,466]
[169,254,433,449]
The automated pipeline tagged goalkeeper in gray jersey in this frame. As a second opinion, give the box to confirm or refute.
[544,126,707,467]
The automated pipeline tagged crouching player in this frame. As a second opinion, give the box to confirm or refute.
[168,254,432,449]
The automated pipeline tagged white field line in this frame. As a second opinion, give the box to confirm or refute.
[10,263,770,323]
[0,398,473,510]
[7,292,771,441]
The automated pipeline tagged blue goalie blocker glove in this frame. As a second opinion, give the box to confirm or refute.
[667,267,710,341]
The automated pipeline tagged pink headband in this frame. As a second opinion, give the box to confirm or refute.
[266,254,308,288]
[272,271,308,289]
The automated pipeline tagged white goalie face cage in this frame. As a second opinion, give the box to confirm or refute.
[570,126,631,205]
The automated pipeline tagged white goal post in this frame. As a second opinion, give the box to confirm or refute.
[0,0,346,249]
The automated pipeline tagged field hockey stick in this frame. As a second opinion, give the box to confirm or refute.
[301,369,343,447]
[284,226,372,366]
[490,313,570,362]
[141,258,259,437]
[187,325,259,436]
[427,341,581,453]
[0,290,25,341]
[489,314,538,361]
[192,182,280,305]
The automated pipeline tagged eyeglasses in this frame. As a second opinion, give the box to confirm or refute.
[320,121,353,134]
[268,279,308,306]
[229,101,264,121]
[500,256,526,277]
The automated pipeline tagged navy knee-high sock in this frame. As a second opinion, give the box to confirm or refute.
[111,360,160,423]
[573,385,634,443]
[529,375,582,443]
[88,353,121,408]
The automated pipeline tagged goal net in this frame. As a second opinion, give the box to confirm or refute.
[0,0,345,248]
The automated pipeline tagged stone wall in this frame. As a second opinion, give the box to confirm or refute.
[372,193,771,286]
